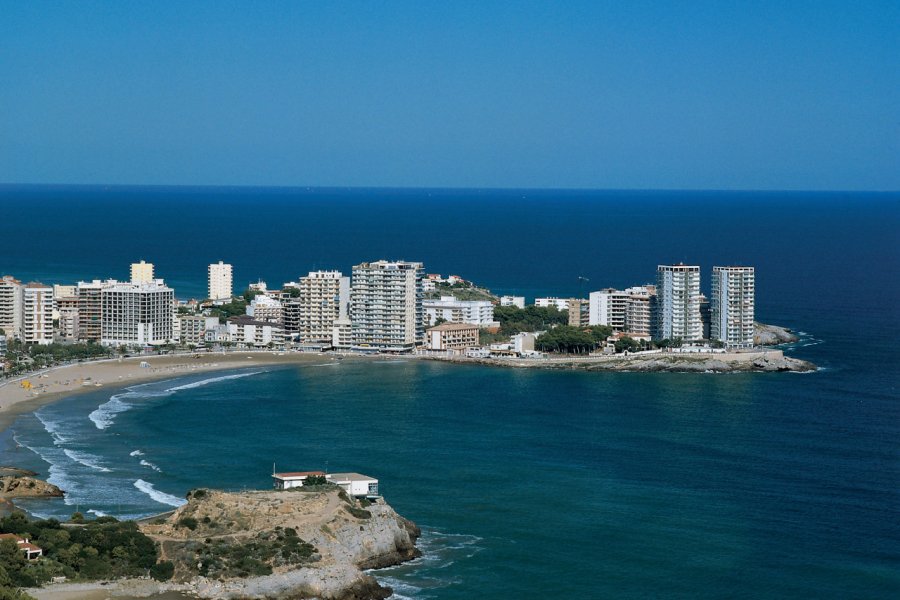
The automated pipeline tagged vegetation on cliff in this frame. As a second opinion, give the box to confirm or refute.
[0,512,170,588]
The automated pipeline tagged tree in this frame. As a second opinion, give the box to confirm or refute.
[614,337,641,354]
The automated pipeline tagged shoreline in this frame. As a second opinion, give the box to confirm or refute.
[0,352,357,433]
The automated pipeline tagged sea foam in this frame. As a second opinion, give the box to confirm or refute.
[62,448,112,472]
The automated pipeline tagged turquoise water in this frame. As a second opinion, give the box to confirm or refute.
[1,187,899,597]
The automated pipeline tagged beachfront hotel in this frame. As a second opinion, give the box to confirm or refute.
[711,266,756,348]
[208,261,233,302]
[654,264,703,341]
[130,260,155,284]
[100,280,174,346]
[76,280,120,343]
[350,260,423,352]
[22,283,54,345]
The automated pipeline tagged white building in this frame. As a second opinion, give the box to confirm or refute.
[327,472,379,498]
[226,316,284,348]
[208,261,233,302]
[0,276,23,339]
[22,283,53,345]
[711,266,755,348]
[101,280,174,346]
[130,260,155,284]
[588,289,630,330]
[623,285,655,339]
[332,317,352,349]
[655,264,703,342]
[534,297,570,311]
[246,294,283,324]
[500,295,525,309]
[423,296,495,327]
[351,260,423,352]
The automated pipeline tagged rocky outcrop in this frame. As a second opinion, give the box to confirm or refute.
[439,349,816,373]
[0,476,64,498]
[141,488,420,600]
[754,323,799,346]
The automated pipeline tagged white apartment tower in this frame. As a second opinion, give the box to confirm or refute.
[208,261,233,302]
[296,271,350,344]
[588,289,630,330]
[654,264,703,341]
[101,280,174,346]
[0,276,24,339]
[130,260,155,284]
[711,266,755,348]
[22,283,54,345]
[351,260,423,352]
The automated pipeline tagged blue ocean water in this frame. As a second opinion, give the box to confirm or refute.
[1,186,899,598]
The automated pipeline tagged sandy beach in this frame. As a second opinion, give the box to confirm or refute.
[0,351,346,433]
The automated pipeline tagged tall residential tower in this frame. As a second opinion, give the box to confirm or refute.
[350,260,423,352]
[654,264,703,341]
[711,266,755,348]
[208,261,233,302]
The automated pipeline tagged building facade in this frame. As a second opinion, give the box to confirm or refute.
[0,276,23,339]
[588,289,630,330]
[424,323,480,351]
[208,261,233,302]
[711,266,755,348]
[500,295,525,309]
[22,283,54,345]
[350,260,423,352]
[226,316,284,348]
[130,260,155,284]
[246,294,284,324]
[534,297,571,311]
[77,280,119,343]
[295,270,350,344]
[623,286,655,339]
[423,296,495,327]
[654,264,703,341]
[101,281,174,346]
[567,298,590,327]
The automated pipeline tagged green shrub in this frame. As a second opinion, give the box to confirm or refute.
[177,517,198,530]
[344,506,371,520]
[150,560,175,581]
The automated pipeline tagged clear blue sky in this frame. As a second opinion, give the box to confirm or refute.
[1,1,897,190]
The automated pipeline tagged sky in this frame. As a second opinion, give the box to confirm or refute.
[1,1,897,190]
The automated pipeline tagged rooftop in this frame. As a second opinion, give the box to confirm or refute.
[427,323,480,332]
[273,471,325,479]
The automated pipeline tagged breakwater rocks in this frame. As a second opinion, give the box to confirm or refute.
[435,349,816,373]
[141,487,420,600]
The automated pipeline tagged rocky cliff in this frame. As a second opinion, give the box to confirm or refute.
[141,487,420,600]
[754,323,800,346]
[0,475,64,499]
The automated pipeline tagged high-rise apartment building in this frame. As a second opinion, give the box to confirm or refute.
[711,266,755,348]
[567,298,590,327]
[293,271,350,344]
[0,276,24,339]
[208,261,233,302]
[351,260,423,352]
[101,280,174,346]
[130,260,155,284]
[588,289,630,330]
[654,264,703,341]
[623,285,655,339]
[76,280,119,342]
[22,283,53,345]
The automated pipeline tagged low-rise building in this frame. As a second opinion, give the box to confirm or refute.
[179,315,219,345]
[246,294,283,324]
[425,323,480,351]
[534,297,570,311]
[423,296,495,327]
[500,295,525,309]
[226,316,284,348]
[332,317,352,349]
[272,471,326,490]
[272,471,379,498]
[0,534,43,560]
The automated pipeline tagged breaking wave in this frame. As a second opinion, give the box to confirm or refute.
[133,479,186,507]
[62,449,111,472]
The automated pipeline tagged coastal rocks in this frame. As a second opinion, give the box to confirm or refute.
[754,322,799,346]
[0,475,64,498]
[141,488,420,600]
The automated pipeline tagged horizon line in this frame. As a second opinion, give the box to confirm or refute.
[0,182,898,195]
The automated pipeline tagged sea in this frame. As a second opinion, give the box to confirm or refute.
[0,185,898,599]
